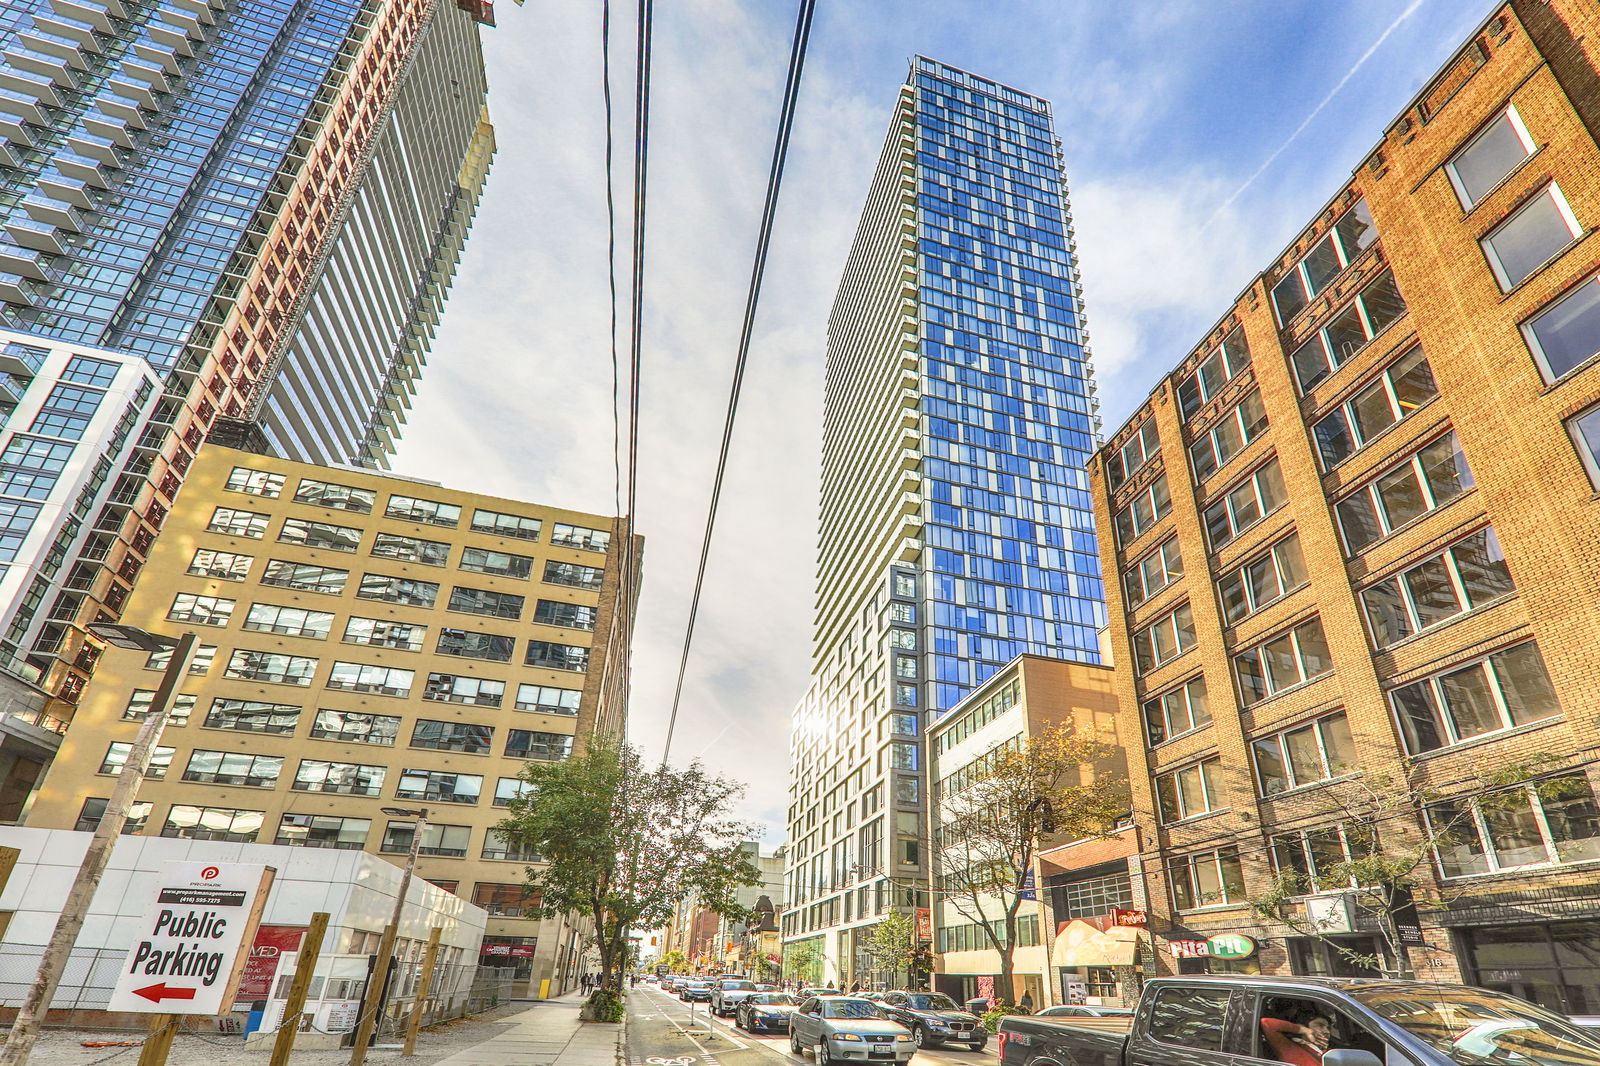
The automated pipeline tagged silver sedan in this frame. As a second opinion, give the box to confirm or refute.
[789,996,914,1066]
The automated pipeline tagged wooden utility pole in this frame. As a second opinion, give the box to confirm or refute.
[269,912,330,1066]
[401,926,442,1056]
[136,1015,178,1066]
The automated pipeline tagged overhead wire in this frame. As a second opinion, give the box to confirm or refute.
[603,0,620,517]
[660,0,818,762]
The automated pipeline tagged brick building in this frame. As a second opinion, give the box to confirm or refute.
[1091,0,1600,1013]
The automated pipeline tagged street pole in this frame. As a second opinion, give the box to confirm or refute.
[350,808,426,1066]
[401,926,442,1056]
[269,911,331,1066]
[0,630,197,1066]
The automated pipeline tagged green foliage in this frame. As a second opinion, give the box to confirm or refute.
[494,739,762,985]
[863,912,919,983]
[785,939,824,983]
[588,987,626,1023]
[981,1004,1030,1033]
[660,948,688,973]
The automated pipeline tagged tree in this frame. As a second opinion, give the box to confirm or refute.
[935,725,1125,1004]
[863,911,919,990]
[496,739,762,995]
[660,948,688,974]
[785,938,824,985]
[1246,756,1578,978]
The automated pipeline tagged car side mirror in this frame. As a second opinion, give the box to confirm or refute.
[1325,1050,1384,1066]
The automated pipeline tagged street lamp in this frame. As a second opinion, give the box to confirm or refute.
[0,624,197,1066]
[349,807,428,1066]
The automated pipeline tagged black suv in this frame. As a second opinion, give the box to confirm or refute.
[875,990,986,1050]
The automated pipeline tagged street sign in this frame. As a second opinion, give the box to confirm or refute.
[108,861,275,1015]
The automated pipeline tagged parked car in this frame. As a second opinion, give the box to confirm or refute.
[1032,1005,1135,1018]
[737,991,801,1032]
[712,978,760,1017]
[790,996,914,1065]
[679,979,713,1002]
[756,983,781,992]
[876,990,987,1050]
[997,975,1600,1066]
[800,987,842,999]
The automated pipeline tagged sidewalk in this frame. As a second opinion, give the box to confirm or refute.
[431,993,624,1066]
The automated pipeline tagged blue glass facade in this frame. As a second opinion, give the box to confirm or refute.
[911,58,1105,711]
[0,0,365,372]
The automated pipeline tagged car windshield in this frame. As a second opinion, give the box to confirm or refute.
[907,994,960,1011]
[754,994,798,1006]
[824,1000,882,1020]
[722,981,757,990]
[686,982,709,989]
[1351,986,1600,1066]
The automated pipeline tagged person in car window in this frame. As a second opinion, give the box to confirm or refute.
[1262,1014,1333,1066]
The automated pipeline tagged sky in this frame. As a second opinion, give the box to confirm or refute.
[394,0,1495,843]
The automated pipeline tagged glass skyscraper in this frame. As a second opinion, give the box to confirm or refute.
[785,58,1104,985]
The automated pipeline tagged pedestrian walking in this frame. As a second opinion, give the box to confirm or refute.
[1020,990,1034,1011]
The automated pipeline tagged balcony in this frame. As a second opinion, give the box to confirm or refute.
[3,45,78,87]
[119,60,171,94]
[53,150,110,188]
[23,195,86,231]
[78,110,132,148]
[36,171,92,208]
[96,94,146,126]
[132,37,182,75]
[29,14,103,50]
[50,0,115,33]
[6,216,67,256]
[107,78,159,111]
[0,70,65,109]
[0,342,46,375]
[0,88,50,127]
[16,29,88,69]
[66,132,126,168]
[0,246,52,282]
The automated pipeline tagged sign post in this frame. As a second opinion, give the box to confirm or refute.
[269,912,330,1066]
[108,861,276,1020]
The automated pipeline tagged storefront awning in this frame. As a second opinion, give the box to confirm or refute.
[1053,919,1144,966]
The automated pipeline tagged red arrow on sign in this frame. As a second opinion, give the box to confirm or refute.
[133,983,197,1004]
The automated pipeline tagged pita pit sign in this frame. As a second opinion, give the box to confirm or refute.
[108,861,276,1015]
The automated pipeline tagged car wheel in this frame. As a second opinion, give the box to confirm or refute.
[913,1026,928,1049]
[969,1041,987,1052]
[815,1043,832,1066]
[790,1032,804,1056]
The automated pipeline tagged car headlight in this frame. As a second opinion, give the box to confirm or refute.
[833,1033,863,1042]
[896,1035,913,1043]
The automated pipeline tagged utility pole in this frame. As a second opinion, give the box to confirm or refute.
[401,926,442,1056]
[349,807,427,1066]
[0,627,196,1066]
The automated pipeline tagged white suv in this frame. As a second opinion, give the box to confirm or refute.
[711,978,759,1017]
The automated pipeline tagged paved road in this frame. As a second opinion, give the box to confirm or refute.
[626,985,997,1066]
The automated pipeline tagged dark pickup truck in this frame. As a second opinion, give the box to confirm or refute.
[998,975,1600,1066]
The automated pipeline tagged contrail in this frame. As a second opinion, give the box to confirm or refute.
[1200,0,1428,232]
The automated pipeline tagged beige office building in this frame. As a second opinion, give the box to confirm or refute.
[22,444,638,997]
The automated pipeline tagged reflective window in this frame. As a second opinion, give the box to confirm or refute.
[471,508,542,540]
[293,478,375,513]
[224,467,285,497]
[1143,676,1210,746]
[1430,774,1600,878]
[1524,273,1600,381]
[1189,390,1268,480]
[1155,758,1223,822]
[1447,106,1535,206]
[279,518,362,553]
[1482,184,1581,290]
[1114,475,1171,547]
[1271,201,1377,324]
[1312,348,1437,469]
[1336,432,1475,553]
[1175,326,1251,420]
[1124,537,1183,608]
[1168,849,1246,911]
[1217,533,1307,624]
[1251,712,1356,796]
[1235,616,1333,705]
[1203,459,1286,551]
[1290,271,1408,391]
[261,560,348,594]
[1132,603,1195,673]
[385,495,461,527]
[1105,418,1160,490]
[1391,641,1560,755]
[1360,528,1514,648]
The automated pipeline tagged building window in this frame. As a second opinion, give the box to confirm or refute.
[75,798,152,835]
[1312,348,1439,470]
[100,742,173,778]
[1235,616,1332,706]
[203,698,299,734]
[1133,603,1195,673]
[206,507,270,538]
[1125,537,1182,608]
[357,573,439,607]
[494,777,530,807]
[450,587,525,621]
[166,592,235,628]
[1290,269,1407,392]
[526,640,589,672]
[473,882,540,916]
[187,549,252,581]
[543,560,603,589]
[1571,403,1600,489]
[1336,431,1475,554]
[1143,676,1209,746]
[1176,325,1252,420]
[531,598,594,630]
[342,616,425,651]
[410,718,494,754]
[276,813,370,850]
[481,831,543,863]
[61,356,118,387]
[1360,528,1515,648]
[224,467,285,497]
[894,683,918,707]
[382,820,470,857]
[224,650,318,686]
[471,508,541,540]
[292,478,375,513]
[161,805,263,843]
[310,709,399,745]
[396,767,483,803]
[893,572,916,598]
[1190,390,1268,480]
[436,629,515,662]
[385,494,461,527]
[1105,417,1160,490]
[1056,872,1133,920]
[182,749,283,787]
[889,602,915,624]
[890,742,918,771]
[291,759,386,796]
[551,522,610,552]
[278,517,362,553]
[1447,105,1534,207]
[461,547,533,579]
[145,645,217,675]
[1271,200,1377,324]
[326,661,414,697]
[371,533,450,566]
[1156,758,1223,823]
[1430,773,1600,877]
[514,684,580,714]
[1523,272,1600,382]
[1114,475,1171,547]
[123,690,197,724]
[261,560,348,594]
[1481,183,1581,291]
[1271,824,1370,892]
[424,672,505,707]
[242,603,334,640]
[1203,459,1286,551]
[1217,532,1307,625]
[1169,847,1246,910]
[1252,712,1356,796]
[1391,641,1560,755]
[889,629,916,651]
[506,729,573,761]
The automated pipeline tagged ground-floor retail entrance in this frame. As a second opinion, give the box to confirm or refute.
[1461,919,1600,1015]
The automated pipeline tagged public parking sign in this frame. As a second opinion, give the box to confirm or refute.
[108,861,276,1015]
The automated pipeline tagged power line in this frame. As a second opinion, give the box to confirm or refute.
[602,0,620,517]
[660,0,817,763]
